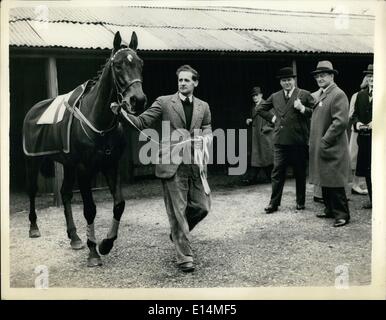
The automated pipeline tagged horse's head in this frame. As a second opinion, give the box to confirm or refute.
[110,31,147,115]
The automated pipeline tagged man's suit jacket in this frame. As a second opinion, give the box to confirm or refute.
[257,88,315,145]
[125,92,212,179]
[351,88,372,132]
[308,83,350,187]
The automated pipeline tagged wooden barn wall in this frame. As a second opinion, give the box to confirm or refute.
[9,51,373,193]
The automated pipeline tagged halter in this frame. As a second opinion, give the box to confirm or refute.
[110,48,142,105]
[74,48,143,142]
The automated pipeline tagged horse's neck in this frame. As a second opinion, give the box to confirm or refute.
[82,64,115,130]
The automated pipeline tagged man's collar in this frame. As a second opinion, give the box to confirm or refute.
[179,92,193,103]
[322,82,334,93]
[284,87,296,97]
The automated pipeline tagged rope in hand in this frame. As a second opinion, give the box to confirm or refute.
[118,104,211,194]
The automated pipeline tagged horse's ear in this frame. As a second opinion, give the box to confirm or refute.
[129,32,138,51]
[113,31,122,52]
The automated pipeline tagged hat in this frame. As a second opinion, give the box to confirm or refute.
[276,67,296,79]
[363,64,373,75]
[251,86,262,96]
[311,61,338,75]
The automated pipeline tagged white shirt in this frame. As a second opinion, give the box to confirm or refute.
[284,87,296,98]
[179,92,193,103]
[321,83,334,94]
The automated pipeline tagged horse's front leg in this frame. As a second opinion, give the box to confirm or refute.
[77,167,102,267]
[98,163,125,255]
[61,166,84,250]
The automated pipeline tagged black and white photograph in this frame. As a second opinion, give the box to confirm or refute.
[1,0,385,300]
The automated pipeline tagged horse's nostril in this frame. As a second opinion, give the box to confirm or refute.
[130,96,137,107]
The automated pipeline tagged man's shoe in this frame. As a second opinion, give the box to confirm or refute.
[264,204,278,214]
[296,204,305,210]
[362,201,372,209]
[179,261,195,273]
[316,212,334,218]
[352,187,368,195]
[334,219,349,227]
[313,196,324,204]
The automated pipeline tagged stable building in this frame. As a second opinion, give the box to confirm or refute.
[9,5,374,198]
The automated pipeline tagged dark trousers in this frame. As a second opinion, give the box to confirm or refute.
[270,144,308,207]
[356,134,372,203]
[322,187,350,221]
[365,175,372,202]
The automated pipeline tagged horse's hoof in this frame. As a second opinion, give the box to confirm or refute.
[29,228,41,238]
[87,257,102,267]
[98,236,117,256]
[70,239,85,250]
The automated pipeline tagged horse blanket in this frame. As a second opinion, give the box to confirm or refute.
[23,81,90,156]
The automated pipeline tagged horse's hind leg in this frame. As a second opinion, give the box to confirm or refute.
[77,168,102,267]
[98,164,125,256]
[61,166,84,250]
[26,157,41,238]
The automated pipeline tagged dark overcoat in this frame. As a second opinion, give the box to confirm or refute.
[257,88,314,145]
[309,83,350,187]
[250,100,274,167]
[351,88,372,176]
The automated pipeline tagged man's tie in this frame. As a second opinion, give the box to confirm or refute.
[285,91,290,101]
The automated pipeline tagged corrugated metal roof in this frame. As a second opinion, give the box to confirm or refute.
[9,6,374,53]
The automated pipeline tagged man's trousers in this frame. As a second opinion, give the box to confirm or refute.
[270,144,308,207]
[321,187,350,221]
[161,164,211,265]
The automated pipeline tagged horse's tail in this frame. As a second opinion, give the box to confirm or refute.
[39,157,55,178]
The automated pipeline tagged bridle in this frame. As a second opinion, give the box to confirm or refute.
[75,48,143,141]
[110,48,142,106]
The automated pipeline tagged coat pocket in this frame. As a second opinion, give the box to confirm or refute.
[319,139,336,160]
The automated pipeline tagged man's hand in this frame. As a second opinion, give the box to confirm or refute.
[110,102,121,115]
[356,121,370,131]
[194,138,203,150]
[246,118,252,125]
[294,98,305,113]
[271,115,277,124]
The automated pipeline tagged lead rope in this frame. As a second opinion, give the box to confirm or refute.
[120,107,211,194]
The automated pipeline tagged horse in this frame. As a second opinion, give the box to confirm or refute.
[22,31,147,267]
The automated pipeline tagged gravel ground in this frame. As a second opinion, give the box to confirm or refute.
[8,174,371,288]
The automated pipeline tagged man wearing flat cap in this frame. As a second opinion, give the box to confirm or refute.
[309,61,351,227]
[351,64,374,209]
[243,86,274,185]
[257,67,315,213]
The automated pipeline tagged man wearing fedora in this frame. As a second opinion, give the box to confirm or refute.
[351,64,374,209]
[257,67,314,213]
[309,61,350,227]
[242,86,274,185]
